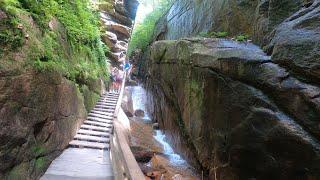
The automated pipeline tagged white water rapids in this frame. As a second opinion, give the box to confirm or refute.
[130,85,187,165]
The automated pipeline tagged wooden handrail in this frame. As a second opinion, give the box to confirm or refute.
[111,71,145,180]
[113,71,127,118]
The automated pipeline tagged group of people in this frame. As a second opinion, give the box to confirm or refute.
[109,61,132,93]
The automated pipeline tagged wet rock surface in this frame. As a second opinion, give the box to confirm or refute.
[143,38,320,179]
[134,109,145,117]
[129,116,200,180]
[123,85,199,179]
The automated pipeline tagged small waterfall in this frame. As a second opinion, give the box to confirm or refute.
[130,85,151,121]
[130,85,188,166]
[154,130,186,165]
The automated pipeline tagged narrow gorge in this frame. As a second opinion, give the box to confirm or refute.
[0,0,320,179]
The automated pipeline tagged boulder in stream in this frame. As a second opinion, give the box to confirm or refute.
[134,109,145,117]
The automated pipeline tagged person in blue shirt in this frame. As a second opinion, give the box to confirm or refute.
[124,61,131,72]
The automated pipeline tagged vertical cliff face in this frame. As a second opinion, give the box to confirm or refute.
[154,0,310,44]
[100,0,138,66]
[138,0,320,179]
[0,0,139,179]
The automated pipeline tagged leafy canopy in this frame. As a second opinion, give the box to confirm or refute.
[127,0,173,56]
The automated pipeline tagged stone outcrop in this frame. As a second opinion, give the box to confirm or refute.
[266,0,320,83]
[0,71,90,179]
[100,0,138,66]
[153,0,309,45]
[144,37,320,179]
[134,0,320,179]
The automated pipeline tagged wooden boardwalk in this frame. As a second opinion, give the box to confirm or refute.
[41,92,119,180]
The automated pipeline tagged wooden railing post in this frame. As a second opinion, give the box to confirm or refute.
[110,71,145,180]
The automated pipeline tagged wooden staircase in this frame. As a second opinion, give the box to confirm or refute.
[69,92,119,150]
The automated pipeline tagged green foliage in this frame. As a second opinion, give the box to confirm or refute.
[127,0,173,56]
[32,145,46,156]
[1,0,110,86]
[98,1,113,12]
[0,0,21,15]
[214,31,228,38]
[35,157,46,170]
[235,34,249,42]
[198,31,228,38]
[80,85,100,112]
[0,4,24,50]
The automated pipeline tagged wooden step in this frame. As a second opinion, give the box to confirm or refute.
[88,113,114,119]
[90,110,113,116]
[81,124,112,132]
[97,100,118,104]
[101,97,118,100]
[78,129,110,137]
[95,105,116,109]
[92,108,114,113]
[74,134,110,143]
[102,96,116,99]
[95,103,116,107]
[102,95,118,98]
[69,140,109,149]
[106,92,119,95]
[100,97,118,100]
[97,101,117,105]
[84,120,112,127]
[92,108,114,112]
[87,116,113,122]
[106,99,117,102]
[93,106,116,111]
[93,107,115,112]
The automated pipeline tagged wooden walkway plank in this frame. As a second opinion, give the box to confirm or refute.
[84,120,113,127]
[77,129,110,137]
[80,124,112,132]
[74,134,110,143]
[88,113,114,120]
[69,140,110,149]
[87,116,113,123]
[42,91,119,179]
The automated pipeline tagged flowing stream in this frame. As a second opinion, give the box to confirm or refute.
[129,85,187,165]
[153,130,186,165]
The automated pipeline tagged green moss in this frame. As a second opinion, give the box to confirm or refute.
[198,31,228,38]
[235,34,249,41]
[99,2,114,12]
[0,7,24,51]
[1,0,110,86]
[31,145,46,156]
[189,79,204,107]
[6,166,21,180]
[35,157,46,170]
[80,85,100,112]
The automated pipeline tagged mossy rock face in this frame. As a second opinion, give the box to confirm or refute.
[0,71,87,179]
[86,77,105,95]
[99,2,114,12]
[5,156,51,180]
[0,0,112,179]
[6,161,32,180]
[81,85,100,113]
[145,38,320,179]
